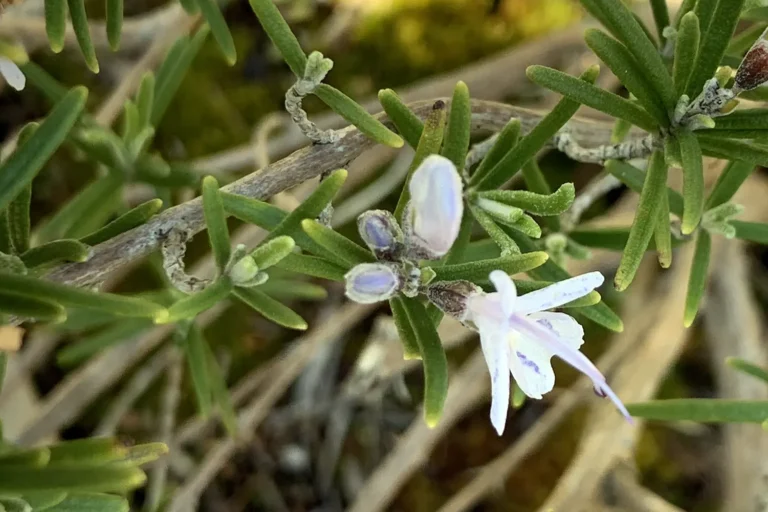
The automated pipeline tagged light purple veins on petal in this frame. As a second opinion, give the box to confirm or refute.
[357,210,402,254]
[344,263,400,304]
[516,272,604,315]
[408,154,464,257]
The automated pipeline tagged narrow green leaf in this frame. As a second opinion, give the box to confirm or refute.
[233,286,307,330]
[727,22,768,55]
[67,0,99,72]
[478,183,575,216]
[152,27,209,125]
[389,297,422,359]
[185,324,213,417]
[19,61,68,103]
[0,272,167,319]
[105,0,123,51]
[678,130,705,234]
[46,438,120,465]
[274,252,346,281]
[0,352,6,395]
[250,236,295,270]
[178,0,199,14]
[654,187,673,268]
[526,65,658,131]
[697,135,768,167]
[472,118,520,179]
[43,492,128,512]
[432,252,549,284]
[649,0,671,43]
[726,357,768,384]
[469,204,520,256]
[0,87,88,213]
[684,230,711,327]
[194,0,237,65]
[18,491,68,510]
[314,84,403,148]
[20,239,90,269]
[161,277,233,324]
[401,297,448,427]
[505,213,542,239]
[220,191,285,230]
[378,88,424,148]
[580,0,676,108]
[79,199,163,246]
[45,0,67,53]
[259,279,327,300]
[135,72,155,129]
[0,212,12,255]
[732,220,768,244]
[673,0,697,28]
[710,109,768,131]
[605,159,684,217]
[8,184,31,255]
[476,66,599,190]
[56,320,149,366]
[627,398,768,423]
[202,176,231,271]
[201,331,237,436]
[0,466,145,493]
[247,0,307,77]
[394,101,447,219]
[615,151,668,291]
[441,81,471,171]
[0,447,51,467]
[0,292,65,323]
[118,442,167,466]
[686,0,747,98]
[301,219,374,268]
[674,12,700,97]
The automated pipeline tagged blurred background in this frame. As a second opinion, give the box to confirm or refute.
[1,0,767,510]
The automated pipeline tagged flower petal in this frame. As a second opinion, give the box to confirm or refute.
[516,272,604,315]
[476,312,511,435]
[489,270,517,318]
[344,263,400,304]
[528,311,584,350]
[508,331,555,400]
[407,154,463,257]
[0,57,25,91]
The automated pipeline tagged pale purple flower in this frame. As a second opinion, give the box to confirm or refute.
[357,209,403,261]
[344,263,401,304]
[0,57,24,91]
[465,270,631,435]
[406,154,463,258]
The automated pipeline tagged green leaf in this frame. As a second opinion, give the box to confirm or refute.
[627,398,768,423]
[67,0,99,72]
[20,239,90,269]
[389,297,422,359]
[514,279,601,308]
[697,135,768,167]
[475,66,599,190]
[569,227,681,252]
[684,230,711,327]
[0,447,51,467]
[400,297,448,427]
[469,204,520,256]
[0,212,12,255]
[179,0,199,14]
[505,213,542,239]
[615,151,668,291]
[118,442,167,467]
[44,0,67,53]
[19,61,69,103]
[727,22,767,55]
[674,0,697,28]
[8,184,32,255]
[710,108,768,132]
[432,252,549,284]
[394,101,447,219]
[579,0,676,109]
[43,492,128,512]
[46,438,119,465]
[605,159,684,217]
[161,277,233,324]
[202,176,231,271]
[654,187,673,268]
[440,81,471,171]
[726,357,768,384]
[478,183,575,216]
[0,87,87,214]
[135,73,155,130]
[105,0,123,50]
[152,27,209,125]
[259,279,328,300]
[185,324,213,417]
[247,0,307,77]
[18,491,68,510]
[274,253,346,281]
[314,85,403,148]
[526,65,658,131]
[707,160,755,210]
[0,466,145,493]
[649,0,671,43]
[195,0,237,65]
[0,352,6,395]
[678,130,705,234]
[220,191,285,230]
[378,88,424,148]
[250,236,295,270]
[673,12,700,97]
[732,220,768,244]
[79,199,163,246]
[301,219,374,268]
[233,286,307,330]
[0,273,167,319]
[472,118,521,180]
[56,320,150,367]
[201,332,237,436]
[686,0,747,98]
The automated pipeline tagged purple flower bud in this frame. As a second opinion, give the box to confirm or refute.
[406,154,464,259]
[344,263,401,304]
[735,35,768,92]
[426,280,482,322]
[357,210,404,261]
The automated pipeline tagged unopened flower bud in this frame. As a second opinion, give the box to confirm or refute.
[229,255,259,284]
[735,34,768,92]
[425,280,482,322]
[357,210,404,260]
[344,263,401,304]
